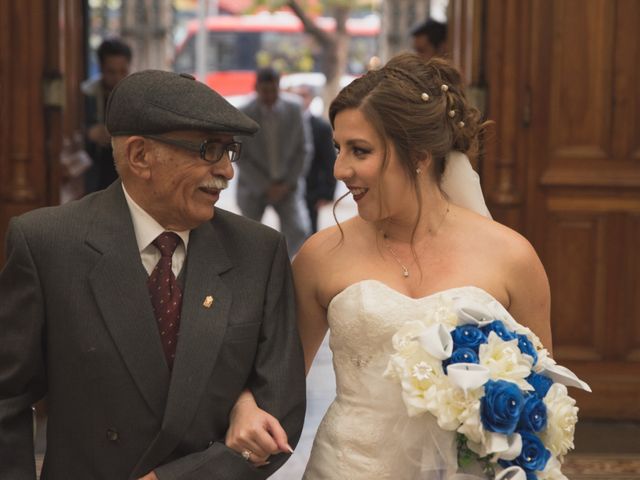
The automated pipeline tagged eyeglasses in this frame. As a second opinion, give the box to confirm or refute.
[143,134,242,164]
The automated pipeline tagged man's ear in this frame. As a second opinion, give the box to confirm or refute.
[125,136,152,180]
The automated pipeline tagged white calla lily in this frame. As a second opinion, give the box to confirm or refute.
[452,297,496,326]
[496,466,527,480]
[446,363,490,392]
[492,433,522,461]
[417,323,453,360]
[540,363,591,392]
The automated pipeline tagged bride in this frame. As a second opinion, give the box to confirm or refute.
[225,53,552,479]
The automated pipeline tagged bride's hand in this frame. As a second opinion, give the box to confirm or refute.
[226,389,293,466]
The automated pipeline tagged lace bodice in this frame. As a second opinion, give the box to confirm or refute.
[303,280,506,480]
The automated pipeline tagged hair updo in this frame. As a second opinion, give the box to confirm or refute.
[329,53,485,184]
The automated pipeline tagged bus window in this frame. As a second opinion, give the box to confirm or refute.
[172,13,379,99]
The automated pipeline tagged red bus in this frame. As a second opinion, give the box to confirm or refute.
[172,12,380,102]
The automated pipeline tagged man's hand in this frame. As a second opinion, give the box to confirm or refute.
[226,390,292,466]
[266,183,291,204]
[138,472,158,480]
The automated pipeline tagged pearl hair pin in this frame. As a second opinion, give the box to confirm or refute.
[421,92,430,102]
[441,84,449,92]
[448,110,456,118]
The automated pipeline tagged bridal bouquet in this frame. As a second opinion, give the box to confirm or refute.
[384,296,591,480]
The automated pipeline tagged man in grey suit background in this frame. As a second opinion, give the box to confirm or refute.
[0,70,305,479]
[236,67,311,256]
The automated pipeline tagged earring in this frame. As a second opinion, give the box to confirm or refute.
[416,168,422,174]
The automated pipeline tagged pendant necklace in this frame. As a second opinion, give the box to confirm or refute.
[381,203,450,279]
[382,234,410,278]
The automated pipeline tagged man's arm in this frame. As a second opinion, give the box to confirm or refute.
[0,219,47,480]
[152,236,306,480]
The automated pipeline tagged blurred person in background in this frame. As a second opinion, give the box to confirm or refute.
[236,67,311,256]
[83,37,132,193]
[291,84,337,233]
[411,18,448,60]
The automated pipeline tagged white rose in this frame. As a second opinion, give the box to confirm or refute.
[541,383,578,457]
[425,382,481,431]
[392,348,446,416]
[479,332,533,391]
[391,320,428,352]
[426,298,459,329]
[457,399,484,444]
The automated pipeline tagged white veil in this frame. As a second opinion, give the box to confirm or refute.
[441,151,492,219]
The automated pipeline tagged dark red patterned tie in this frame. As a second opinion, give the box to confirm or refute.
[148,232,182,370]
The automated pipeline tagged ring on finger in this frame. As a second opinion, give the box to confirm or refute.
[241,449,253,461]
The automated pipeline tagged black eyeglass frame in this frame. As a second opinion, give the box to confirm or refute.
[142,134,242,164]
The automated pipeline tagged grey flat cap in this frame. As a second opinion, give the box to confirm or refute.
[106,70,259,136]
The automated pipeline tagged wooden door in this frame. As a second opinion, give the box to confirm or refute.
[0,0,85,265]
[483,0,640,419]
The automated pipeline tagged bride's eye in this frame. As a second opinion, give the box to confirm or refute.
[353,146,371,158]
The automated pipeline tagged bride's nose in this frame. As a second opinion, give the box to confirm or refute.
[333,154,353,182]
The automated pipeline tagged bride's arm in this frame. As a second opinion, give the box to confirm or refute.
[504,231,553,352]
[292,238,330,375]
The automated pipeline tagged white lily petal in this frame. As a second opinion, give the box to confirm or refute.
[417,323,453,360]
[446,363,490,392]
[483,431,509,454]
[541,363,591,392]
[494,433,522,461]
[496,466,527,480]
[452,297,496,326]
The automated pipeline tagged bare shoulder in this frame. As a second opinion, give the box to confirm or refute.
[455,208,540,271]
[294,224,342,271]
[293,217,368,306]
[453,209,552,346]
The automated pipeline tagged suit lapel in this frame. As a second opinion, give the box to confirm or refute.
[86,183,170,419]
[132,216,233,472]
[165,219,232,433]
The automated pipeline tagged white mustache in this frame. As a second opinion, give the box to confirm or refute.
[201,177,228,190]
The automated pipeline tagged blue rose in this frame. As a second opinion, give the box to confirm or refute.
[514,431,551,473]
[526,373,553,399]
[481,380,525,435]
[451,325,487,352]
[517,334,538,365]
[481,320,517,341]
[518,394,547,432]
[444,347,479,370]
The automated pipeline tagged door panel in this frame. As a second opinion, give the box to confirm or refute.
[530,0,640,418]
[484,0,640,418]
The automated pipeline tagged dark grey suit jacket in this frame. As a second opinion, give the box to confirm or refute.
[0,182,306,479]
[237,95,310,194]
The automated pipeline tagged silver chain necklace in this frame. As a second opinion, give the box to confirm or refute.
[381,203,450,279]
[382,234,410,278]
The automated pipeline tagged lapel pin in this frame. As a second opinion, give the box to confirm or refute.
[203,296,214,308]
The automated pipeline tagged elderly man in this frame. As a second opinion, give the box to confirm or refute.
[0,71,305,479]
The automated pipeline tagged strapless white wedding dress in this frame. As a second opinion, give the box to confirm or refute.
[303,280,503,480]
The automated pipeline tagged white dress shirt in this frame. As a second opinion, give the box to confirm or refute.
[122,184,190,277]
